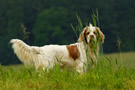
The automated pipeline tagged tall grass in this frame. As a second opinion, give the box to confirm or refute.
[71,11,102,68]
[2,12,135,89]
[21,23,30,43]
[0,53,135,89]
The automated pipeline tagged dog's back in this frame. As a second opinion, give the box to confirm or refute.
[10,39,67,70]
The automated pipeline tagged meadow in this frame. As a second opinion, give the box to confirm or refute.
[0,52,135,89]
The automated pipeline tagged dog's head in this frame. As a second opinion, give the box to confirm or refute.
[78,24,105,45]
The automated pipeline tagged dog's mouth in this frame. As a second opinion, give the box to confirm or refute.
[89,38,96,46]
[90,37,96,43]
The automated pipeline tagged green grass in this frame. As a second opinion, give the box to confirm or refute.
[0,52,135,89]
[104,52,135,69]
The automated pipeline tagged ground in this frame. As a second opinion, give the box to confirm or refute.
[0,52,135,89]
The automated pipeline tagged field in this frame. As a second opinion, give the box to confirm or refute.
[0,52,135,89]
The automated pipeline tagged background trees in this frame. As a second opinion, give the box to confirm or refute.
[0,0,135,65]
[32,7,72,45]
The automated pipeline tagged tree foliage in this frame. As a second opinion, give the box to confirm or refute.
[33,7,72,45]
[0,0,135,65]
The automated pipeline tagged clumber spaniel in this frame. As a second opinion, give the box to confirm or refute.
[10,24,104,73]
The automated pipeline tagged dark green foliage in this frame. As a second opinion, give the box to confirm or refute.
[32,7,72,45]
[0,0,135,64]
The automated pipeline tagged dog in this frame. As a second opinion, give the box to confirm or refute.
[10,24,104,73]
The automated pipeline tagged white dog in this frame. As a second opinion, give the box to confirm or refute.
[10,24,104,73]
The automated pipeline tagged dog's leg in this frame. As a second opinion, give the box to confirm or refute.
[75,61,85,74]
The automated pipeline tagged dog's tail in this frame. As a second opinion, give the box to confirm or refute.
[10,39,40,67]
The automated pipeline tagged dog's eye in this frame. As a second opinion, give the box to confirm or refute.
[93,32,96,34]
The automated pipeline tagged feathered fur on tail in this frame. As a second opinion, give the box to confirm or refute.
[10,39,40,67]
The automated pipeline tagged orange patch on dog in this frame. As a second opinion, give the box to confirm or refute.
[78,27,89,44]
[66,45,80,61]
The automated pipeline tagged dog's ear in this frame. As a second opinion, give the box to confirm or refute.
[78,27,88,44]
[96,27,105,43]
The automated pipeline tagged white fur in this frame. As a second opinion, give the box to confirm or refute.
[89,24,96,32]
[10,25,104,73]
[86,24,96,43]
[10,39,87,73]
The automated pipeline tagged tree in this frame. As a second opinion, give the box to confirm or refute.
[32,7,75,46]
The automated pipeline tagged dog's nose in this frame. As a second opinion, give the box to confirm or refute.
[91,35,94,38]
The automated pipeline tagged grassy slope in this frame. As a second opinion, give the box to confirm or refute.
[0,52,135,89]
[105,52,135,68]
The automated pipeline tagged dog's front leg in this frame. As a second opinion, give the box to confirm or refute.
[75,62,85,74]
